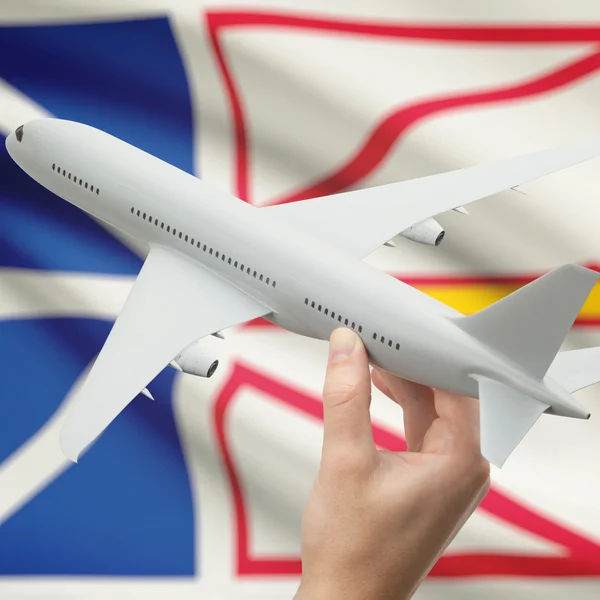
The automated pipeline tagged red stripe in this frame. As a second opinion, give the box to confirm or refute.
[213,363,600,577]
[273,49,600,204]
[481,489,600,558]
[431,554,600,577]
[207,11,600,44]
[392,263,600,287]
[205,10,600,206]
[206,20,250,202]
[244,317,600,329]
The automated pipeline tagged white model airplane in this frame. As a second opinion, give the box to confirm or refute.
[7,119,600,468]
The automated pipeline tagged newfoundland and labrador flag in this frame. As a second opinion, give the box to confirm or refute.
[1,1,600,598]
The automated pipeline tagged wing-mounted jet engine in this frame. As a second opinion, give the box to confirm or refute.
[170,338,220,378]
[400,217,445,246]
[398,206,468,246]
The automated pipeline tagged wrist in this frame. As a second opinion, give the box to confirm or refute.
[294,578,347,600]
[294,575,414,600]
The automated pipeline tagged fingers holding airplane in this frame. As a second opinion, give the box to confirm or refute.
[321,328,377,473]
[370,366,487,480]
[371,368,436,452]
[421,390,489,480]
[322,330,487,485]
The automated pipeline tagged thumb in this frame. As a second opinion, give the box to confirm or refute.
[322,328,376,466]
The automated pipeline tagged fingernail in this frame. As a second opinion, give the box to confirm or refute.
[329,328,357,363]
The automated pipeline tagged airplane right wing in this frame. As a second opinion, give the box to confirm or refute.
[59,245,271,462]
[264,138,600,259]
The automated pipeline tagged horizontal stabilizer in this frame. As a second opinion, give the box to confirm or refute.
[548,346,600,393]
[456,265,599,379]
[474,376,549,467]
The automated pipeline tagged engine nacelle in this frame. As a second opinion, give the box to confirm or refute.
[400,217,445,246]
[173,340,219,378]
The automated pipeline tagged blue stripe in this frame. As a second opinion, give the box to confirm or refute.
[0,17,195,273]
[0,17,198,575]
[0,318,194,575]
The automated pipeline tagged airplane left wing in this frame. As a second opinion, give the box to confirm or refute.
[59,245,271,462]
[264,138,600,258]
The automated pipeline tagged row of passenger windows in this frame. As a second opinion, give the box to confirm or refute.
[373,331,400,351]
[305,298,363,332]
[52,164,100,195]
[131,207,277,288]
[305,297,400,351]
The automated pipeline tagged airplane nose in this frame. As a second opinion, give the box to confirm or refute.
[5,131,17,160]
[6,124,24,158]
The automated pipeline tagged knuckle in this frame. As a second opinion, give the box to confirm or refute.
[322,446,374,480]
[476,456,492,486]
[323,379,369,409]
[455,453,491,489]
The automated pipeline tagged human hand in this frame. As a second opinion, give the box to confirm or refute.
[294,328,490,600]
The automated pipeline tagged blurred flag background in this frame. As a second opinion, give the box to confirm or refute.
[1,1,600,598]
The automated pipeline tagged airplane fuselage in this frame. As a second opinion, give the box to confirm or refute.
[6,119,587,419]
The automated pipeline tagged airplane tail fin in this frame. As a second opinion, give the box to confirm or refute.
[548,346,600,393]
[456,264,600,379]
[456,265,599,467]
